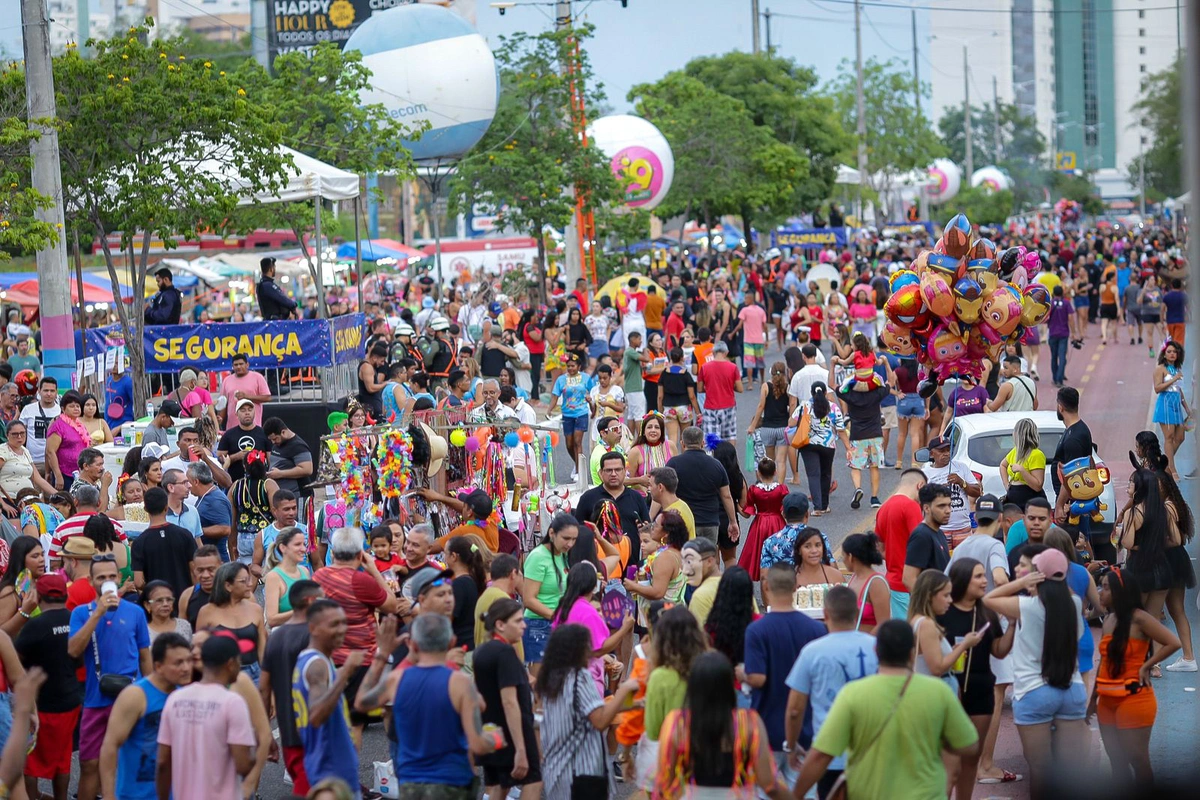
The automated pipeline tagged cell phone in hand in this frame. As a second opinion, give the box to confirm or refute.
[977,621,991,637]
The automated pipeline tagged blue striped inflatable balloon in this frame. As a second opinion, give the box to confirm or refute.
[345,4,498,162]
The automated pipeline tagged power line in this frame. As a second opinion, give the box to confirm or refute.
[786,0,1181,14]
[862,9,910,57]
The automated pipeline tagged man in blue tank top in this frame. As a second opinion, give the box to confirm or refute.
[292,599,364,797]
[97,632,193,800]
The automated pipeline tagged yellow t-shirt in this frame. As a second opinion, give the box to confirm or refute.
[474,585,524,662]
[1004,447,1046,486]
[666,499,697,540]
[1033,271,1061,293]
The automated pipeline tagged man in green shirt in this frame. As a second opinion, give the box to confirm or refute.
[7,335,41,377]
[681,538,721,625]
[793,619,979,799]
[621,330,645,425]
[588,416,626,485]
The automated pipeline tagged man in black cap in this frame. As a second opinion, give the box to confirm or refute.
[946,494,1009,592]
[256,257,299,321]
[145,267,182,325]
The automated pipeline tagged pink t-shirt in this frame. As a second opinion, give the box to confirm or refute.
[553,597,609,695]
[157,681,256,800]
[182,387,213,418]
[738,304,768,345]
[219,373,270,430]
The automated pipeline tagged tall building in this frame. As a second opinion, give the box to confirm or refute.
[927,0,1182,193]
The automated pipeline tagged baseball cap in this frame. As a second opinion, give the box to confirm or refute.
[158,399,182,418]
[141,442,169,460]
[410,568,455,599]
[782,491,810,521]
[975,493,1002,523]
[235,398,255,412]
[1032,548,1069,581]
[35,573,68,601]
[62,537,97,559]
[928,435,952,450]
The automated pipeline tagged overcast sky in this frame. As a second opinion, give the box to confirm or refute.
[0,0,932,113]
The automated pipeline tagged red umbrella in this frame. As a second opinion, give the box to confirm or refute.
[6,278,116,307]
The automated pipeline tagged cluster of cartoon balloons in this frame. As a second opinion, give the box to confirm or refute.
[881,214,1052,395]
[448,426,559,452]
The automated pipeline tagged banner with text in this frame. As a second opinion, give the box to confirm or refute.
[144,320,333,373]
[770,227,849,249]
[330,313,368,364]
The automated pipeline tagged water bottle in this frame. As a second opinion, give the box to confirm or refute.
[146,401,154,419]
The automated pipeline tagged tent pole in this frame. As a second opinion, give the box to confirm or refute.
[354,193,364,312]
[315,197,323,317]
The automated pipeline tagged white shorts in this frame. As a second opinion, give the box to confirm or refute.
[625,392,647,426]
[881,406,898,430]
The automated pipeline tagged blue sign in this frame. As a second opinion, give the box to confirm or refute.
[330,314,368,365]
[771,227,848,249]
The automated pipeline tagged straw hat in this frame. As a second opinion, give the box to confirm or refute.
[419,422,448,477]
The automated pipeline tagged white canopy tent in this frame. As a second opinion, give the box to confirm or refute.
[233,146,361,206]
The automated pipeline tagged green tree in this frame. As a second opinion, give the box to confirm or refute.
[937,101,1048,210]
[828,58,944,222]
[594,206,650,282]
[451,26,620,304]
[1052,172,1105,217]
[0,117,58,260]
[0,20,293,405]
[628,72,806,247]
[233,42,426,315]
[682,52,849,211]
[1128,55,1182,199]
[951,187,1014,225]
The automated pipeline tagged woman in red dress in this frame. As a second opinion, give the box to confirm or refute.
[737,457,790,580]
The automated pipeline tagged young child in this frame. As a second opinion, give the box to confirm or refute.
[614,598,670,783]
[371,529,403,593]
[838,331,884,392]
[736,458,790,580]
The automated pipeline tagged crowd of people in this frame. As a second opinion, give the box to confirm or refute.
[0,221,1189,800]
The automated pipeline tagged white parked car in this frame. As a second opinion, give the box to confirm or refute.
[920,411,1116,535]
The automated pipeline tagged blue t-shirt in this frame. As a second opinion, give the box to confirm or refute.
[553,373,590,418]
[1005,520,1028,554]
[69,599,150,708]
[195,488,233,561]
[263,521,311,569]
[166,505,203,539]
[785,630,879,770]
[744,611,827,750]
[1067,562,1095,674]
[1116,266,1131,297]
[105,374,135,430]
[294,649,360,793]
[1164,290,1187,324]
[116,677,170,800]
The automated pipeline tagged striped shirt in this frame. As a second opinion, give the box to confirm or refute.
[49,512,126,559]
[540,669,607,798]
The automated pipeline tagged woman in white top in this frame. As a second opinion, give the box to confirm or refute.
[907,569,980,693]
[0,421,55,516]
[984,547,1086,797]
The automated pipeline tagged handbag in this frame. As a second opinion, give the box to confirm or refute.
[826,672,913,800]
[791,404,812,449]
[93,627,134,699]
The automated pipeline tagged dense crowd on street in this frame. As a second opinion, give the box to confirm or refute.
[0,220,1190,800]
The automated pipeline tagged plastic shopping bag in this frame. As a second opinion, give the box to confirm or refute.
[373,760,400,799]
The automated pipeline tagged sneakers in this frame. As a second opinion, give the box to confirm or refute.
[870,496,882,508]
[851,488,863,509]
[1130,338,1136,345]
[1165,657,1198,673]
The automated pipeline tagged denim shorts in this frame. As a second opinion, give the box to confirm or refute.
[896,393,925,419]
[522,616,552,664]
[757,426,789,449]
[561,413,590,437]
[1013,682,1087,725]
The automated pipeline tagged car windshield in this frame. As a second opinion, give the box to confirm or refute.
[965,430,1065,468]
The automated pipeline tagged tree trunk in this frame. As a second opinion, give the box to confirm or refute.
[741,208,754,255]
[98,224,147,414]
[534,223,548,308]
[704,206,713,255]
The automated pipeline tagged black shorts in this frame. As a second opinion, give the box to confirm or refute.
[482,747,543,789]
[959,675,995,717]
[343,664,372,726]
[1100,303,1118,320]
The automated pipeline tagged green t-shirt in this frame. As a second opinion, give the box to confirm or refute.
[814,673,978,800]
[644,666,688,742]
[622,347,644,393]
[523,544,569,619]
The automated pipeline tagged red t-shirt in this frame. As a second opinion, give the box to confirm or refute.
[876,494,923,593]
[698,359,740,410]
[66,578,96,611]
[313,566,389,666]
[665,313,686,349]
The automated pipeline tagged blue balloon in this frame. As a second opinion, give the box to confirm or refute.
[504,432,520,448]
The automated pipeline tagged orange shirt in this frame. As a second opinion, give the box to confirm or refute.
[433,521,500,553]
[644,293,666,329]
[1100,283,1118,304]
[615,649,650,746]
[692,342,714,369]
[501,307,521,331]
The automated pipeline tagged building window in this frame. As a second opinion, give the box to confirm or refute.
[1138,9,1145,18]
[1140,64,1147,73]
[1139,46,1146,55]
[1139,28,1146,36]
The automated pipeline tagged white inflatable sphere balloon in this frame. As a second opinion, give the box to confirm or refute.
[588,115,675,210]
[345,4,498,162]
[970,166,1011,193]
[926,158,962,204]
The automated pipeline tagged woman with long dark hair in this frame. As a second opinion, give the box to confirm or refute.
[552,561,634,695]
[747,361,795,474]
[642,332,668,414]
[227,451,277,571]
[793,528,843,588]
[1152,340,1189,478]
[521,513,579,676]
[908,569,978,694]
[641,605,709,788]
[536,624,639,800]
[195,561,267,683]
[566,521,620,578]
[627,412,674,492]
[1088,567,1180,791]
[842,532,890,632]
[1119,469,1177,644]
[984,547,1086,795]
[711,441,747,567]
[0,536,43,628]
[564,306,592,365]
[624,510,687,624]
[1044,528,1102,692]
[84,513,133,595]
[795,382,848,516]
[653,652,790,799]
[703,566,756,670]
[137,456,162,492]
[445,536,487,654]
[940,559,1017,795]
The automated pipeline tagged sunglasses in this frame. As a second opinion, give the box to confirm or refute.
[426,577,451,590]
[91,554,116,563]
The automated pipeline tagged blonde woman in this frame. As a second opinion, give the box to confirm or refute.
[1000,417,1047,511]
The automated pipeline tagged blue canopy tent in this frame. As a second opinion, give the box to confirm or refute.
[336,239,421,262]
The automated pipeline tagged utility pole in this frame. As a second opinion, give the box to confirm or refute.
[855,0,867,223]
[1138,132,1146,217]
[751,0,761,54]
[1184,0,1197,477]
[764,8,772,55]
[963,45,973,177]
[20,0,73,389]
[992,75,1001,163]
[911,9,920,116]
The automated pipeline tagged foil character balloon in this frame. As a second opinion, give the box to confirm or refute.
[941,214,973,259]
[885,284,929,329]
[910,250,931,275]
[927,325,968,370]
[967,237,997,262]
[881,320,919,356]
[978,285,1023,343]
[1061,456,1110,525]
[1020,283,1052,327]
[920,253,961,318]
[889,269,920,293]
[996,247,1023,281]
[966,259,999,293]
[953,277,984,325]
